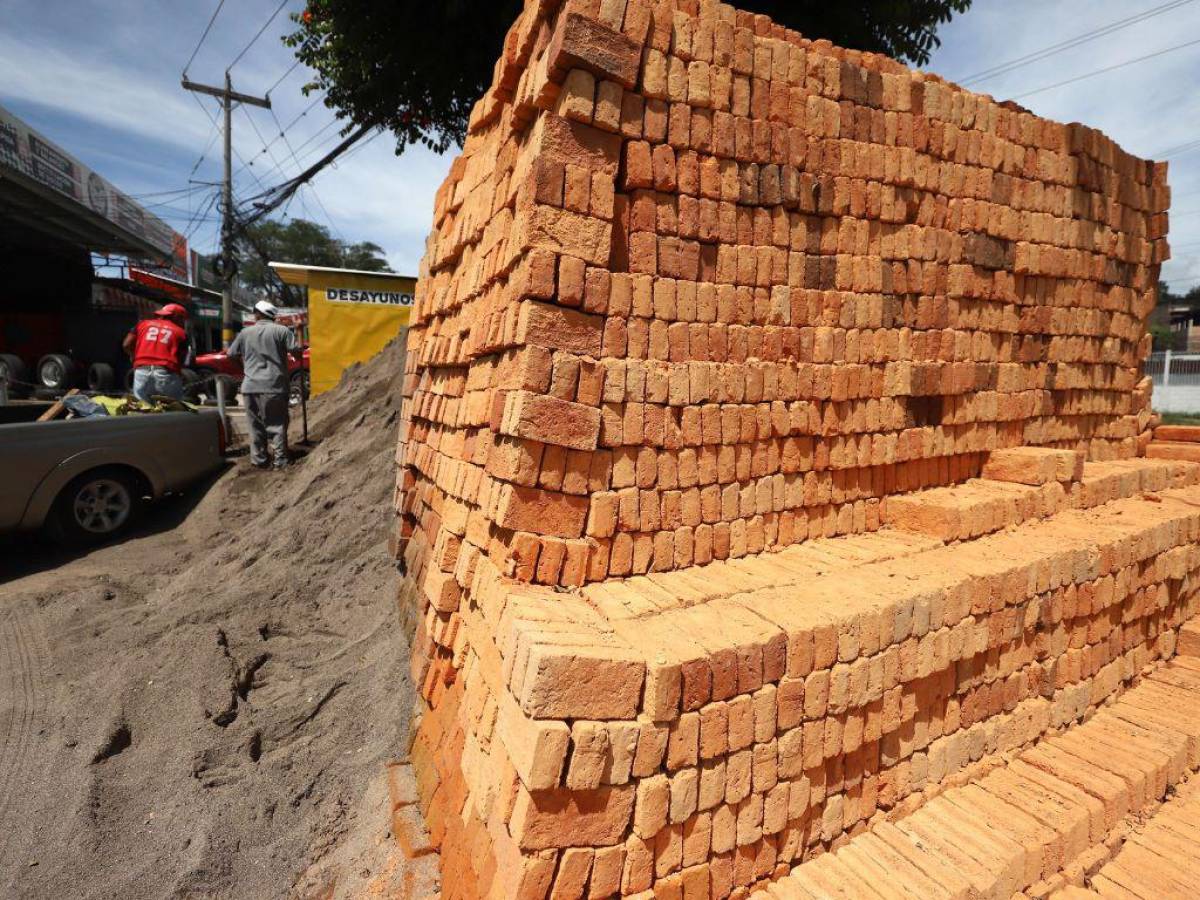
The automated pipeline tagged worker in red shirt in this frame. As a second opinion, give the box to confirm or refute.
[122,303,190,402]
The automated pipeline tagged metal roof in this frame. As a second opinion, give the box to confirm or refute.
[268,261,416,286]
[0,170,168,259]
[0,103,175,260]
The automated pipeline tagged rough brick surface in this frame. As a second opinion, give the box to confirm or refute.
[393,0,1176,896]
[982,447,1084,486]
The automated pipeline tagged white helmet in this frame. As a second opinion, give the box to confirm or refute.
[254,300,278,320]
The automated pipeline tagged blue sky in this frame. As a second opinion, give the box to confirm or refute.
[4,0,1200,290]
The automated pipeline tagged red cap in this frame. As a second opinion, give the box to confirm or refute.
[155,303,188,319]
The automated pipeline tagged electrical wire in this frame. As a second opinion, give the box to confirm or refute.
[239,124,371,228]
[228,0,290,72]
[182,190,221,242]
[1157,138,1200,158]
[959,0,1197,86]
[1012,37,1200,99]
[266,58,303,96]
[183,0,227,77]
[335,127,384,166]
[188,121,224,179]
[235,93,325,176]
[269,106,343,241]
[129,185,211,201]
[187,91,271,196]
[240,105,291,184]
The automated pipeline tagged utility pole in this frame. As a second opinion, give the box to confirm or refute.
[181,74,270,430]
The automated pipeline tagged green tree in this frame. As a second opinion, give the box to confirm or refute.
[235,218,392,304]
[284,0,971,156]
[1158,280,1180,307]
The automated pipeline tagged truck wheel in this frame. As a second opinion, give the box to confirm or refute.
[289,370,310,406]
[215,374,240,406]
[181,367,207,403]
[87,362,116,392]
[36,353,77,391]
[0,353,29,395]
[48,468,144,545]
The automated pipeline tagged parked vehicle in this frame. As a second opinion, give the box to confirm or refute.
[190,344,311,405]
[0,410,226,543]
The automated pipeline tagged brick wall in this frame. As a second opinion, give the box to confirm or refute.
[393,1,1176,896]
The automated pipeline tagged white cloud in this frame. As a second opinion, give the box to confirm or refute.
[0,31,214,153]
[6,0,1200,289]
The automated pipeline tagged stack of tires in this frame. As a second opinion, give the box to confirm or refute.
[0,353,119,399]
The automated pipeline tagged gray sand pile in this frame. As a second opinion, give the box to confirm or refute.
[0,337,429,899]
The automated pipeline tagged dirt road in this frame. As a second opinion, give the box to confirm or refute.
[0,339,436,899]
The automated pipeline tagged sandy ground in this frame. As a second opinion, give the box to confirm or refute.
[0,339,438,900]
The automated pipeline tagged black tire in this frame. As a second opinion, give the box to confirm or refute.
[87,362,116,392]
[0,353,29,396]
[36,353,77,390]
[215,374,241,406]
[181,367,208,403]
[48,468,144,545]
[289,370,310,406]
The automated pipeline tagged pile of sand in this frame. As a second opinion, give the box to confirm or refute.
[0,337,432,899]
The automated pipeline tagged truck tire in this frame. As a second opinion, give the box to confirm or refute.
[87,362,116,392]
[216,374,241,406]
[289,370,310,406]
[36,353,77,391]
[181,367,206,403]
[48,467,144,545]
[0,353,29,395]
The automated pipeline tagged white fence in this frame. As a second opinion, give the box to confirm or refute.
[1147,351,1200,414]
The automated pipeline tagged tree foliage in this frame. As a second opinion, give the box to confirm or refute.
[284,0,971,156]
[235,218,392,304]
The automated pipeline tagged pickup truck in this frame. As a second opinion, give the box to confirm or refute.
[0,409,226,543]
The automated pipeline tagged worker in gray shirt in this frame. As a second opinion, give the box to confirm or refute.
[228,300,300,469]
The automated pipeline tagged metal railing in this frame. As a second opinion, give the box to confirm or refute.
[1148,350,1200,413]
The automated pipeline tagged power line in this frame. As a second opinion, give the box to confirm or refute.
[1157,138,1200,158]
[182,189,221,242]
[268,105,343,240]
[235,93,325,176]
[187,90,271,195]
[334,126,384,166]
[228,0,289,72]
[266,58,303,96]
[289,117,340,156]
[183,0,227,77]
[143,197,216,215]
[130,184,211,201]
[188,117,224,178]
[240,105,291,184]
[239,124,372,229]
[284,120,348,170]
[1012,37,1200,99]
[959,0,1197,86]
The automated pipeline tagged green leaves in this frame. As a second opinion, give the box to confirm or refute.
[283,0,972,157]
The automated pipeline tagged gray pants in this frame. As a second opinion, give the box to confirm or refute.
[244,392,289,467]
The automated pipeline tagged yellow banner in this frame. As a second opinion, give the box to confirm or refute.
[306,270,415,396]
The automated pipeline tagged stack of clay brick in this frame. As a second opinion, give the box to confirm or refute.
[391,0,1181,897]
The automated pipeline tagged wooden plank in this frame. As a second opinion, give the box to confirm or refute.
[36,388,80,422]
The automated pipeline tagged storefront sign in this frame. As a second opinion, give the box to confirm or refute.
[306,271,415,396]
[0,102,179,259]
